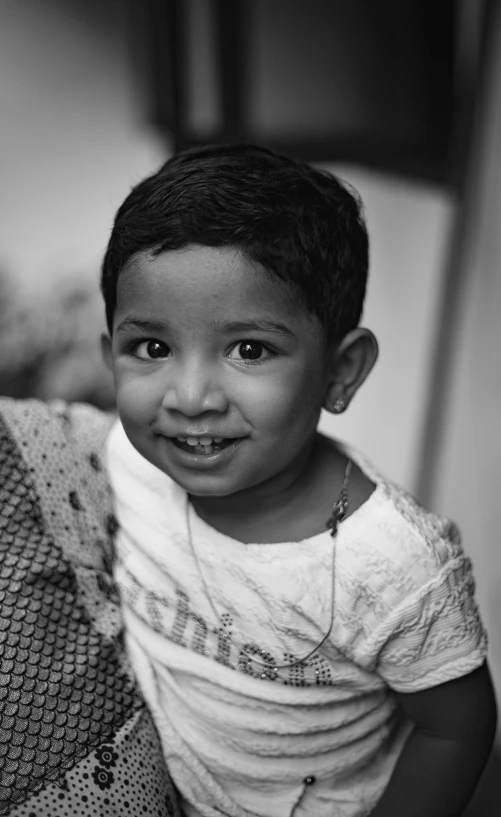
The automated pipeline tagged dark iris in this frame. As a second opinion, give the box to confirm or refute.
[239,342,262,360]
[147,340,169,358]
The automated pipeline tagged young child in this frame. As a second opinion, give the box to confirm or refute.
[101,143,496,817]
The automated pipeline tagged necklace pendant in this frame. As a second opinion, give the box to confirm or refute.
[326,497,347,536]
[326,459,351,536]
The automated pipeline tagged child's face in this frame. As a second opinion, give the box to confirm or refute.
[107,244,333,499]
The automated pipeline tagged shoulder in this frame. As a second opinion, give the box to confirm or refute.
[0,397,117,569]
[0,396,115,456]
[0,396,116,490]
[333,448,487,684]
[335,443,470,618]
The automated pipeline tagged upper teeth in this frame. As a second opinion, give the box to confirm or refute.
[177,436,224,446]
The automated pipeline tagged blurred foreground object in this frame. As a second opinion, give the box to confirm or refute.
[0,267,115,408]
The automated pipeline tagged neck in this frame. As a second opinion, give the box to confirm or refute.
[189,434,334,542]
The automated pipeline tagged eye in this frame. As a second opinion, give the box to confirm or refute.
[133,339,170,360]
[228,341,270,363]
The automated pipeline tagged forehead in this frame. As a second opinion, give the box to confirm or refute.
[116,244,311,326]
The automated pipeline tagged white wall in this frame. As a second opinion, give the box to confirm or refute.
[0,0,165,301]
[319,166,455,491]
[432,7,501,724]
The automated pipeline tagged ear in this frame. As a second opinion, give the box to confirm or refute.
[100,332,114,373]
[323,328,378,414]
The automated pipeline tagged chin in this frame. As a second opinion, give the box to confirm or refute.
[172,467,255,497]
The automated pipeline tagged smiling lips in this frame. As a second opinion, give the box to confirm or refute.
[172,435,239,455]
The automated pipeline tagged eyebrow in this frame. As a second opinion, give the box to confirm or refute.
[209,319,297,339]
[115,317,167,335]
[115,316,297,341]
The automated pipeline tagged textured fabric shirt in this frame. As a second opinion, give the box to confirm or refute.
[107,419,488,817]
[0,399,180,817]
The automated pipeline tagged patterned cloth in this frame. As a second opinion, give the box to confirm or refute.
[0,399,181,816]
[107,419,488,817]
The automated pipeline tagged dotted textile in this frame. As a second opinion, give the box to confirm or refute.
[0,399,181,816]
[9,708,178,817]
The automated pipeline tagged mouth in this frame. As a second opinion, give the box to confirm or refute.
[170,435,241,455]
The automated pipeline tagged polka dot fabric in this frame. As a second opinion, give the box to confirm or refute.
[0,400,181,816]
[9,709,178,817]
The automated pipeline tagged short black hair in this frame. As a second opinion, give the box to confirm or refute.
[101,143,369,341]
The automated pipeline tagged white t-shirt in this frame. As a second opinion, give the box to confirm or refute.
[106,421,487,817]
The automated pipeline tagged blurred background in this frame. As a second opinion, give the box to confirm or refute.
[0,1,499,811]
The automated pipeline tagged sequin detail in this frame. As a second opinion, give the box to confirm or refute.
[117,573,338,686]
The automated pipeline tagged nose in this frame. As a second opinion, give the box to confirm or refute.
[161,358,228,416]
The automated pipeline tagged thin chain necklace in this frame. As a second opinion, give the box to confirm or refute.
[186,459,352,676]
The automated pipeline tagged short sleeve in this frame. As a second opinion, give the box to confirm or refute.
[371,550,487,691]
[335,488,488,693]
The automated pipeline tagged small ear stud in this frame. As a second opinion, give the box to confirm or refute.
[332,398,346,413]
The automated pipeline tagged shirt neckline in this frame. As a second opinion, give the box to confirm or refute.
[109,420,385,549]
[188,440,383,550]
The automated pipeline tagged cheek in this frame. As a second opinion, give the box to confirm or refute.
[240,367,324,430]
[115,374,160,421]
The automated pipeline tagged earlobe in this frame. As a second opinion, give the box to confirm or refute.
[324,328,378,414]
[331,397,347,414]
[100,333,114,373]
[324,392,348,414]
